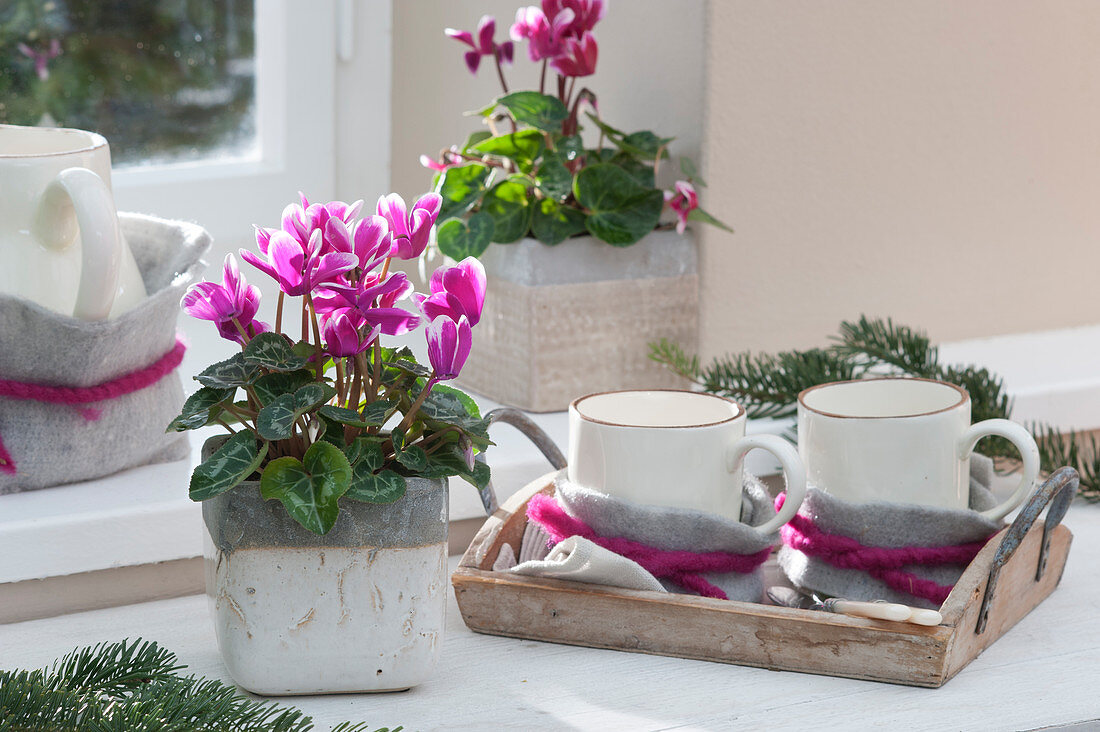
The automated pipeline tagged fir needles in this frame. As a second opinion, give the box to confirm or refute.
[0,639,399,732]
[649,316,1098,502]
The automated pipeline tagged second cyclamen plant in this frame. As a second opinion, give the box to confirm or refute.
[173,191,490,535]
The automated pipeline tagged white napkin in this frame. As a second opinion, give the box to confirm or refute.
[501,533,667,593]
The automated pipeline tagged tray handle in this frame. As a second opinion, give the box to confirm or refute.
[475,408,567,516]
[975,466,1078,634]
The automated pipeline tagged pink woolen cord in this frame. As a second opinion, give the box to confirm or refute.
[526,493,771,600]
[774,493,995,606]
[0,337,187,475]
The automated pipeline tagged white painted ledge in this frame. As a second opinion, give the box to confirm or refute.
[2,322,1098,585]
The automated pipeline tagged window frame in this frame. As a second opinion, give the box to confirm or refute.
[111,0,338,251]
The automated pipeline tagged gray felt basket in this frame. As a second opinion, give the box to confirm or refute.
[0,213,211,494]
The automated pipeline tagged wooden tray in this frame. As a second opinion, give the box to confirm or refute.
[455,411,1078,688]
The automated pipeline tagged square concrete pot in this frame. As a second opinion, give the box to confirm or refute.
[458,229,697,412]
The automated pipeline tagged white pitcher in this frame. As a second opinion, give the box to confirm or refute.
[0,124,146,320]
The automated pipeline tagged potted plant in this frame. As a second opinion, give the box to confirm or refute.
[170,191,489,695]
[422,2,730,411]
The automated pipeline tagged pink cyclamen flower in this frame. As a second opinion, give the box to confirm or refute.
[241,229,357,297]
[413,257,487,327]
[321,308,380,358]
[550,31,597,77]
[181,254,268,345]
[543,0,604,38]
[376,192,443,260]
[510,6,572,62]
[420,150,462,172]
[446,15,514,74]
[426,315,473,381]
[17,39,61,81]
[324,214,392,272]
[281,196,363,253]
[664,180,699,235]
[321,271,421,336]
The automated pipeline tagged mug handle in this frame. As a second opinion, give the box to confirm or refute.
[726,434,807,534]
[958,419,1041,522]
[32,167,123,321]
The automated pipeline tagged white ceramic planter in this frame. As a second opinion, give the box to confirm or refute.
[202,441,448,695]
[458,230,698,412]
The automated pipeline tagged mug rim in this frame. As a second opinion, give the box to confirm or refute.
[0,124,108,159]
[797,377,969,420]
[570,388,746,429]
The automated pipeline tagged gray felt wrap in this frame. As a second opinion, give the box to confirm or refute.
[0,213,210,493]
[777,454,1006,609]
[554,474,778,602]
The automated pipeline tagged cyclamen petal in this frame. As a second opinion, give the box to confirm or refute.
[426,316,473,380]
[418,257,487,325]
[476,16,496,52]
[377,193,411,239]
[352,215,393,269]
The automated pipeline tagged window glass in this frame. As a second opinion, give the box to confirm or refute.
[0,0,255,167]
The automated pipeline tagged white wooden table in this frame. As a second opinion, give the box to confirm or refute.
[2,501,1099,731]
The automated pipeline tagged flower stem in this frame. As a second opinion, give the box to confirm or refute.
[395,375,437,437]
[301,298,309,344]
[275,291,285,335]
[335,358,346,403]
[494,49,509,94]
[306,293,324,382]
[215,417,237,434]
[539,59,547,94]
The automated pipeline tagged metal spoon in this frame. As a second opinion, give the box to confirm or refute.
[767,586,942,626]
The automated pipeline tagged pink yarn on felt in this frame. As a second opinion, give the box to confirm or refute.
[0,337,187,475]
[526,492,771,600]
[774,493,995,605]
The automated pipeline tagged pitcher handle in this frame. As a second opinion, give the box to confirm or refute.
[477,407,567,515]
[33,167,123,321]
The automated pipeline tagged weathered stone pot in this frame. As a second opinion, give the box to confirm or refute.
[458,229,696,412]
[202,439,448,696]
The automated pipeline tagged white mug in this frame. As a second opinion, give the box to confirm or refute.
[0,124,146,320]
[568,389,807,532]
[797,377,1040,521]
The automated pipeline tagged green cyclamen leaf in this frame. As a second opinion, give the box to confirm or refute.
[346,466,407,504]
[242,332,308,372]
[688,206,734,233]
[256,383,334,441]
[318,399,395,428]
[472,129,544,170]
[436,213,494,260]
[535,154,573,200]
[531,198,587,245]
[194,353,262,389]
[189,432,268,501]
[345,437,386,472]
[573,163,664,246]
[496,91,569,132]
[259,442,352,535]
[167,386,234,432]
[251,369,315,405]
[482,178,534,243]
[395,443,429,472]
[437,162,492,219]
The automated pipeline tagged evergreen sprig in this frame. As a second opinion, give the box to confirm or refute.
[650,315,1099,502]
[0,639,400,732]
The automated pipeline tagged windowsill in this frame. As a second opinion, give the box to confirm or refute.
[2,322,1098,607]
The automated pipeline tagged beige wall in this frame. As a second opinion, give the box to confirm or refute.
[700,1,1100,358]
[389,0,706,200]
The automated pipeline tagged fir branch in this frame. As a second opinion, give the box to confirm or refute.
[833,315,940,377]
[1034,423,1100,502]
[0,639,402,732]
[650,316,1099,498]
[649,340,860,419]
